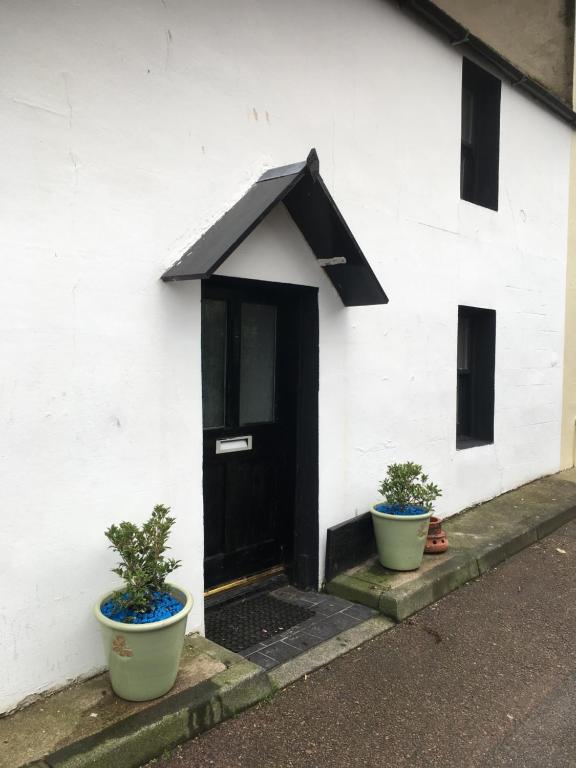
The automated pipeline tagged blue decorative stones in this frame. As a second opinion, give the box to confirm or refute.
[101,591,183,624]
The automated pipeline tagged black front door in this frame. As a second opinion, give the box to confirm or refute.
[201,277,299,589]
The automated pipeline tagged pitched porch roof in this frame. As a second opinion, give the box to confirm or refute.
[161,149,388,307]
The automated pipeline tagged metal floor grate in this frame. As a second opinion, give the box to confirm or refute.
[205,592,315,653]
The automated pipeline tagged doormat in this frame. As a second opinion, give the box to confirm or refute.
[205,593,315,653]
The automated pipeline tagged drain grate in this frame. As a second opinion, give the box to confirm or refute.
[205,593,315,653]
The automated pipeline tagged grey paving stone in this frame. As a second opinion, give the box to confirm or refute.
[271,586,305,600]
[218,587,373,668]
[238,642,268,657]
[244,651,277,670]
[282,632,326,652]
[269,616,395,690]
[258,641,302,664]
[341,603,378,620]
[291,593,329,606]
[271,588,324,608]
[279,622,312,640]
[305,612,360,639]
[257,628,301,647]
[313,596,357,616]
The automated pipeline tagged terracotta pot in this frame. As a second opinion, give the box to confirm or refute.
[424,516,448,554]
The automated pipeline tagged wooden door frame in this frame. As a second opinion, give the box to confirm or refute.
[201,275,319,591]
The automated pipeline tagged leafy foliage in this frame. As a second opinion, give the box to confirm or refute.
[378,462,442,513]
[105,504,181,618]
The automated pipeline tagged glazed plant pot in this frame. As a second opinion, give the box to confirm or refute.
[371,504,432,571]
[94,582,193,701]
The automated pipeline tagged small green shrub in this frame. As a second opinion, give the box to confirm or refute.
[378,462,441,512]
[105,504,181,617]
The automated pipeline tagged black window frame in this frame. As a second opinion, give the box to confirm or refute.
[460,58,501,211]
[456,305,496,450]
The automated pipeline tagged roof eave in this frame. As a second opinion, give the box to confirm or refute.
[398,0,576,125]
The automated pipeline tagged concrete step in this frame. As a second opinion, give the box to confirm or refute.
[3,636,272,768]
[7,469,576,768]
[327,469,576,621]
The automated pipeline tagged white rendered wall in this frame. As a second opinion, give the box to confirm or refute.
[0,0,571,712]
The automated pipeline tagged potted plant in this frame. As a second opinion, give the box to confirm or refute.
[371,462,442,571]
[94,504,193,701]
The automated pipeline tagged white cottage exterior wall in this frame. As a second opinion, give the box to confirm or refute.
[0,0,571,713]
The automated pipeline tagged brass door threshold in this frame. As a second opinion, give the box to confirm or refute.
[204,565,287,607]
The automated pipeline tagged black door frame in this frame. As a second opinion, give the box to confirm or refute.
[201,275,319,590]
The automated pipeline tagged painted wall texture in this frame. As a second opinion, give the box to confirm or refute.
[0,0,572,713]
[436,0,575,104]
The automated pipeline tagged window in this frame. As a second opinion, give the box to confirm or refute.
[457,306,496,449]
[201,293,279,430]
[460,59,501,211]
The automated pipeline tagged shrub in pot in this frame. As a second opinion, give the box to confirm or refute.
[94,504,193,701]
[371,462,442,571]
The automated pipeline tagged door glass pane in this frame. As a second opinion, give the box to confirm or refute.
[239,303,277,425]
[201,299,227,428]
[461,86,474,145]
[457,316,471,372]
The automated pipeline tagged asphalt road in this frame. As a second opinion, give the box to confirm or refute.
[152,520,576,768]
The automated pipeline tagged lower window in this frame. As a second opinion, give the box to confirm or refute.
[456,305,496,449]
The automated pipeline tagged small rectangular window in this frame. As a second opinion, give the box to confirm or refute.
[460,59,501,211]
[456,306,496,449]
[239,302,277,425]
[201,299,227,429]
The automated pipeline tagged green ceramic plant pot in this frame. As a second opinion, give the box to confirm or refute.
[94,582,193,701]
[371,504,432,571]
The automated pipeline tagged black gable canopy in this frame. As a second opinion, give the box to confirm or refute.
[161,149,388,307]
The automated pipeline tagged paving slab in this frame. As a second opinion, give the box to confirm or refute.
[1,635,271,768]
[327,469,576,621]
[234,585,379,669]
[268,615,394,690]
[154,519,576,768]
[5,469,576,768]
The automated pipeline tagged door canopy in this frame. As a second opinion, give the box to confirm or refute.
[161,149,388,306]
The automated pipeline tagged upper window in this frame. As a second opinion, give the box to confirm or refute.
[460,59,501,211]
[457,305,496,449]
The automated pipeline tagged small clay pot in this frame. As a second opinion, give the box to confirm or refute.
[425,516,448,554]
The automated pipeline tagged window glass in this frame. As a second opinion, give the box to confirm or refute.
[201,299,227,428]
[461,87,474,145]
[456,305,496,448]
[457,316,471,371]
[460,59,501,210]
[239,303,277,425]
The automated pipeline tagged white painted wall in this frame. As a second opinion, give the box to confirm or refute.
[0,0,571,713]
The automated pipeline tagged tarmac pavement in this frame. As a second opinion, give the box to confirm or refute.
[151,519,576,768]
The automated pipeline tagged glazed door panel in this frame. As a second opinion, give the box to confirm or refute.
[201,279,298,589]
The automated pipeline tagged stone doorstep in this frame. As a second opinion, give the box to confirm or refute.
[2,635,272,768]
[7,619,395,768]
[7,468,576,768]
[327,468,576,622]
[4,610,393,768]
